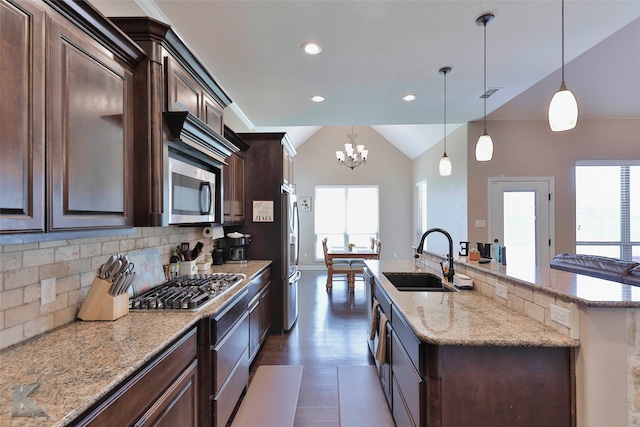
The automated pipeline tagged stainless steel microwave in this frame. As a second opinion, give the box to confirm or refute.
[168,156,216,224]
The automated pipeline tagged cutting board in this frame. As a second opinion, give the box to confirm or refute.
[127,249,167,296]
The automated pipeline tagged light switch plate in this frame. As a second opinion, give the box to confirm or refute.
[550,304,571,328]
[495,283,508,300]
[475,219,487,228]
[41,277,56,305]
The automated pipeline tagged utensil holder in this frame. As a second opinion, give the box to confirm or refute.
[78,277,129,321]
[180,260,198,276]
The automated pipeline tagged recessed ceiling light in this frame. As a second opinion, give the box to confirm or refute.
[402,94,417,102]
[311,95,325,102]
[302,42,322,55]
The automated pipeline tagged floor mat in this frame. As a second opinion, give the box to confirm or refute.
[338,365,395,427]
[231,365,303,427]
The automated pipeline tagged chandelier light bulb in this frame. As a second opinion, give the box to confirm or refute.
[336,127,368,170]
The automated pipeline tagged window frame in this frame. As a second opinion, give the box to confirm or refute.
[313,184,379,261]
[575,160,640,261]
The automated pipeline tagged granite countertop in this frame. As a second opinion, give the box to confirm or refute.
[420,249,640,308]
[0,260,271,427]
[366,259,579,348]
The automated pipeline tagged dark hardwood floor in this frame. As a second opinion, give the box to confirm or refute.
[250,270,375,427]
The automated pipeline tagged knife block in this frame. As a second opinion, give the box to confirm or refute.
[78,277,129,321]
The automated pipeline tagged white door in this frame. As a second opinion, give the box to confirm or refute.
[489,178,555,266]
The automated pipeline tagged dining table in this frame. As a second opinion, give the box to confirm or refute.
[325,246,379,289]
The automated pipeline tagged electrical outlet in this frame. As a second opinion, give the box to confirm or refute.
[495,283,508,300]
[304,252,308,258]
[393,252,398,258]
[41,277,56,305]
[550,304,571,328]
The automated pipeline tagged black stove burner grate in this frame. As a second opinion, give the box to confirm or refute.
[129,273,245,311]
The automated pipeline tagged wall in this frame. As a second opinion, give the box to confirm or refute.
[0,226,211,350]
[466,118,640,254]
[412,124,468,254]
[294,126,413,267]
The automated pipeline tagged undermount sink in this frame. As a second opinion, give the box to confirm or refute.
[383,272,458,292]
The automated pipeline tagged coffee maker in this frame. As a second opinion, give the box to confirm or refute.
[215,233,251,263]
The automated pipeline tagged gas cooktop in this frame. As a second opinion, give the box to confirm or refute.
[129,273,246,312]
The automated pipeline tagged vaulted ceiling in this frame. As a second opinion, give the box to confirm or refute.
[93,1,640,158]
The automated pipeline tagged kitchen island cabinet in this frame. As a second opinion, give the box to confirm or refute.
[365,260,577,427]
[0,0,144,235]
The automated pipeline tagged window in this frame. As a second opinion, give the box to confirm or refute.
[575,162,640,261]
[416,180,427,245]
[314,185,379,259]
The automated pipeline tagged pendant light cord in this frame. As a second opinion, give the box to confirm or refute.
[443,70,447,154]
[483,18,487,133]
[561,0,565,83]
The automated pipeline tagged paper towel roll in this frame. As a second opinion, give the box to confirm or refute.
[203,226,225,239]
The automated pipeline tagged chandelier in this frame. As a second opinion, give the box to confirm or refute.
[336,127,368,170]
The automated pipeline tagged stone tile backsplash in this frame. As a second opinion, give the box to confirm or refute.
[417,252,579,340]
[0,226,213,350]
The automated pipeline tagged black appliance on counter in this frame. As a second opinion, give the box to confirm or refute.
[214,234,252,263]
[236,132,299,332]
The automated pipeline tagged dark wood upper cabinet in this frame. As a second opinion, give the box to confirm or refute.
[223,153,246,224]
[109,17,236,227]
[1,0,145,236]
[0,0,45,234]
[222,127,249,225]
[47,16,135,230]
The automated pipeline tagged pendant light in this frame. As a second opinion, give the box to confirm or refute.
[548,0,578,131]
[438,67,452,176]
[475,13,494,162]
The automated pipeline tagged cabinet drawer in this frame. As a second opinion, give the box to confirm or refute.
[374,281,392,319]
[214,347,249,427]
[214,311,249,394]
[211,289,249,344]
[392,375,416,427]
[250,268,271,296]
[392,331,422,427]
[392,305,420,372]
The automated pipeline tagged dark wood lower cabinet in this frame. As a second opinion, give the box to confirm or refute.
[366,271,574,427]
[72,328,198,427]
[198,266,272,426]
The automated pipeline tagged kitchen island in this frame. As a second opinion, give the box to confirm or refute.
[373,252,640,427]
[365,258,577,427]
[0,260,271,427]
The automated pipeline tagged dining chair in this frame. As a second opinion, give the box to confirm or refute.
[350,240,381,286]
[322,238,354,289]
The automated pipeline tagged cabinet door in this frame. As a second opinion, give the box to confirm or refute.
[135,360,198,427]
[223,153,245,223]
[202,91,223,136]
[0,0,45,233]
[47,17,134,230]
[165,56,201,118]
[248,295,261,362]
[282,150,294,187]
[259,283,272,342]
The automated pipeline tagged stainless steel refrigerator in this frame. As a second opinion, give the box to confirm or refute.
[236,132,299,332]
[282,190,300,330]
